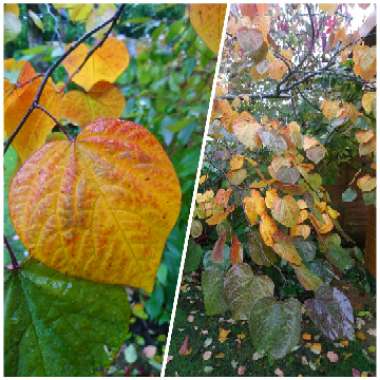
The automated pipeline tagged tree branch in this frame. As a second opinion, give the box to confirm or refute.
[4,4,126,155]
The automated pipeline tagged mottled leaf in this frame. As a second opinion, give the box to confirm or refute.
[202,268,228,316]
[305,286,355,340]
[247,230,277,266]
[224,263,274,320]
[249,297,301,359]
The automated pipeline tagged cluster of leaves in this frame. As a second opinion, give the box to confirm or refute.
[4,3,224,376]
[187,3,376,361]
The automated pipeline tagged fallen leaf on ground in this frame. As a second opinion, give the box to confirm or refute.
[327,351,339,363]
[203,351,212,360]
[218,328,231,343]
[179,336,192,356]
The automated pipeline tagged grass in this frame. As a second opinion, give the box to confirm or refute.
[166,272,376,377]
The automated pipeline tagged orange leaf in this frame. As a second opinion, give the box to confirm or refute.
[230,154,245,170]
[310,213,334,234]
[290,224,311,240]
[60,81,125,127]
[211,231,227,262]
[9,119,181,292]
[5,64,61,162]
[214,188,233,208]
[63,37,130,91]
[189,4,226,54]
[268,58,288,81]
[231,233,243,265]
[353,45,376,81]
[232,119,262,150]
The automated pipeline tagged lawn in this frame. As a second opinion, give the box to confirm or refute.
[166,271,376,377]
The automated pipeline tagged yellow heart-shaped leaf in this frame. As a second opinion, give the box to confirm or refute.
[9,119,181,292]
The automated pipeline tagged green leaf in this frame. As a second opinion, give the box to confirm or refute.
[5,260,131,376]
[201,268,228,316]
[294,238,317,262]
[342,187,357,202]
[249,297,302,359]
[326,244,354,272]
[184,240,203,273]
[224,263,274,320]
[362,190,376,206]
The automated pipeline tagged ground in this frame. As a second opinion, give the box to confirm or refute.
[166,271,376,377]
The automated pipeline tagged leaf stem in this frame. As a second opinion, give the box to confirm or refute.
[4,236,20,270]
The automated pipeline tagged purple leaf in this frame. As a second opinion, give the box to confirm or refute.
[305,286,355,341]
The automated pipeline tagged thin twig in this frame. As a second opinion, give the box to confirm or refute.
[34,103,72,141]
[4,236,19,270]
[4,4,125,155]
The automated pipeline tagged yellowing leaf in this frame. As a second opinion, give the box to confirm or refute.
[290,224,311,240]
[5,4,20,16]
[265,188,279,209]
[297,209,309,224]
[319,4,338,15]
[63,37,130,91]
[293,264,323,291]
[199,174,208,185]
[60,81,125,127]
[206,206,235,226]
[218,328,231,343]
[271,195,300,228]
[356,130,375,144]
[362,92,376,114]
[5,68,61,162]
[227,168,247,186]
[273,240,302,265]
[357,174,376,192]
[321,99,340,120]
[85,4,116,39]
[9,119,181,292]
[54,4,93,22]
[327,206,340,219]
[232,119,261,150]
[310,213,334,234]
[353,45,376,81]
[244,190,266,224]
[268,58,288,81]
[230,155,245,170]
[259,213,278,247]
[189,4,226,54]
